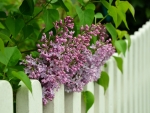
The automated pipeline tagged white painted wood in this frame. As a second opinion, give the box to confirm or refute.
[132,31,139,113]
[94,83,101,113]
[128,35,135,113]
[94,67,105,113]
[104,58,115,113]
[65,92,81,113]
[146,22,150,113]
[111,54,122,113]
[85,82,95,113]
[137,28,143,113]
[16,80,43,113]
[123,51,129,113]
[43,85,64,113]
[147,22,150,113]
[0,80,13,113]
[141,26,146,113]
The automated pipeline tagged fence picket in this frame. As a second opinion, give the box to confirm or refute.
[123,50,129,113]
[128,35,134,113]
[16,80,42,113]
[104,58,115,113]
[0,80,13,113]
[65,92,81,113]
[94,67,105,113]
[85,82,95,113]
[43,85,64,113]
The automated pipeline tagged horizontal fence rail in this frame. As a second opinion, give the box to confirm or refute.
[0,21,150,113]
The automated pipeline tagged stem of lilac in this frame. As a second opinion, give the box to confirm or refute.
[21,49,37,53]
[98,14,108,23]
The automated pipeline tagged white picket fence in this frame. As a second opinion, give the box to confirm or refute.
[1,20,150,113]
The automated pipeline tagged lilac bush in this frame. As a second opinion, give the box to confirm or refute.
[21,16,115,105]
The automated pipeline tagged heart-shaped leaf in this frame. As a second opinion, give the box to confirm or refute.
[76,6,94,26]
[85,3,95,10]
[117,9,129,29]
[107,6,118,27]
[12,71,32,92]
[5,17,25,37]
[0,38,4,53]
[23,25,34,38]
[97,71,109,93]
[125,34,131,49]
[42,9,59,32]
[58,0,69,12]
[0,46,22,66]
[19,0,34,16]
[113,56,123,73]
[0,32,12,42]
[115,40,127,56]
[105,23,117,42]
[101,0,111,9]
[94,13,103,19]
[82,91,94,113]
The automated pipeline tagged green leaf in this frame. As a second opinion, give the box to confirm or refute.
[97,71,109,93]
[0,46,22,66]
[115,40,127,56]
[5,17,25,37]
[76,6,83,20]
[82,91,94,113]
[107,6,117,27]
[7,66,25,81]
[105,23,117,42]
[101,0,110,9]
[51,0,58,3]
[125,34,131,49]
[115,1,135,27]
[12,71,32,92]
[31,51,39,58]
[90,36,97,45]
[116,1,135,19]
[19,0,34,16]
[115,1,128,13]
[128,2,135,19]
[116,29,127,39]
[116,29,130,49]
[77,0,85,6]
[23,25,34,38]
[117,9,129,29]
[0,22,5,29]
[109,0,113,4]
[85,3,95,10]
[116,13,122,27]
[76,6,94,26]
[0,38,4,53]
[94,13,103,19]
[64,0,76,17]
[113,56,123,73]
[58,0,69,12]
[0,32,12,42]
[42,9,59,32]
[0,11,7,18]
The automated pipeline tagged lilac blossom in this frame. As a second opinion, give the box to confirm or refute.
[21,16,115,105]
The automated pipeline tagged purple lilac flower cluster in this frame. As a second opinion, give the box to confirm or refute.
[21,16,115,105]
